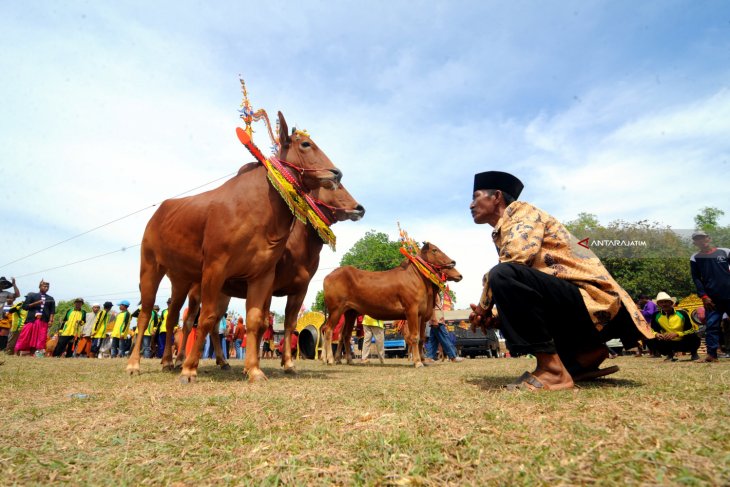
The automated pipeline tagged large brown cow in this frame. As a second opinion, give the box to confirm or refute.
[175,183,365,373]
[321,242,462,367]
[126,112,349,382]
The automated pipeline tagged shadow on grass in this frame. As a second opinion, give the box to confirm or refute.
[134,362,367,382]
[466,375,643,391]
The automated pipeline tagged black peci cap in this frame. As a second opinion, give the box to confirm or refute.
[473,171,524,199]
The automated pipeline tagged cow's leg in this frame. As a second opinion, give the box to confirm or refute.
[161,280,191,371]
[211,294,232,370]
[243,273,276,382]
[174,314,194,369]
[180,268,227,383]
[127,252,166,375]
[406,309,423,368]
[321,308,345,365]
[281,293,304,373]
[174,285,200,369]
[419,318,428,362]
[342,310,358,365]
[334,335,344,364]
[334,311,356,365]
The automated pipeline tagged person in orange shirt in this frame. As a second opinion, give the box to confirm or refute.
[233,317,246,359]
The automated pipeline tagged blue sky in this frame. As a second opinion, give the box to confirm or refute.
[1,1,728,318]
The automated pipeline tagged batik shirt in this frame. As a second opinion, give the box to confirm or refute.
[479,201,653,338]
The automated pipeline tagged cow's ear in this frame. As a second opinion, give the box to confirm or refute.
[278,111,290,148]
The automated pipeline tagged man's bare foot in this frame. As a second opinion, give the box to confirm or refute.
[514,353,575,390]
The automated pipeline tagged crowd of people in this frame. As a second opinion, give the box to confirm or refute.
[0,280,280,361]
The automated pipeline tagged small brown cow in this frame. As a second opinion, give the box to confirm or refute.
[321,242,462,367]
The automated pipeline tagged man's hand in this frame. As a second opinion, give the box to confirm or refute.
[469,303,498,334]
[702,296,715,312]
[469,303,486,332]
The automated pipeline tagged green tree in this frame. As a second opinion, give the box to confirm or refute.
[339,230,404,271]
[564,217,694,299]
[694,207,725,232]
[312,289,325,313]
[565,212,601,234]
[693,206,730,247]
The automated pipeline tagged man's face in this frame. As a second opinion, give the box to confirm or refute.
[692,236,712,251]
[74,302,83,310]
[638,297,648,307]
[658,300,674,313]
[470,190,498,225]
[39,282,49,293]
[92,306,100,313]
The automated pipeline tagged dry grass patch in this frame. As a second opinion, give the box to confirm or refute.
[1,355,728,485]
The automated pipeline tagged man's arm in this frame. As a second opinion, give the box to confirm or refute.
[10,278,19,299]
[649,312,669,339]
[689,257,707,298]
[22,293,39,310]
[676,310,695,337]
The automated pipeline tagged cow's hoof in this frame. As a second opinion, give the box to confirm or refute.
[220,363,231,371]
[414,361,424,368]
[126,363,140,375]
[335,359,342,365]
[161,363,173,372]
[247,368,268,383]
[283,366,297,375]
[179,373,196,384]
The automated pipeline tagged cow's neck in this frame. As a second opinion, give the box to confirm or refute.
[288,221,325,270]
[405,259,438,297]
[259,164,298,241]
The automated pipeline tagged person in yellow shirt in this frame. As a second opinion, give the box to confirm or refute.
[360,315,385,364]
[139,305,160,359]
[0,295,16,351]
[53,298,86,357]
[649,292,700,362]
[5,300,26,355]
[110,300,131,358]
[157,298,171,359]
[74,303,99,357]
[90,301,112,357]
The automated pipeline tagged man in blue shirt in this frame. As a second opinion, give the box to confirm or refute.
[689,231,730,362]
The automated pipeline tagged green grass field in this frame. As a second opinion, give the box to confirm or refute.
[1,354,728,486]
